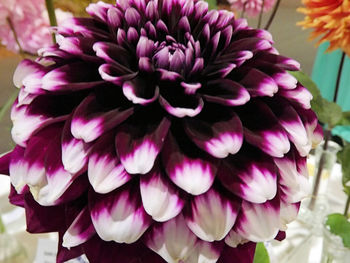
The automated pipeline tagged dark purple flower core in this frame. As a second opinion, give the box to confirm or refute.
[0,0,323,262]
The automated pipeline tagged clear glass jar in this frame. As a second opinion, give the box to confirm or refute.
[0,233,28,263]
[321,224,350,263]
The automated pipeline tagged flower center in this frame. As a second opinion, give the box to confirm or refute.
[153,36,186,73]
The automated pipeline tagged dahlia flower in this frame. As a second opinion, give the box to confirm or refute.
[0,0,72,54]
[228,0,276,17]
[0,0,322,262]
[298,0,350,56]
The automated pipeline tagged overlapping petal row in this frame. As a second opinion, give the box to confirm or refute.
[0,0,322,262]
[298,0,350,55]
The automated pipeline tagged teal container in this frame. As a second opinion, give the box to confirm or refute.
[311,42,350,141]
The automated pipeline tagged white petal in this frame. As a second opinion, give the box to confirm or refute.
[185,188,239,242]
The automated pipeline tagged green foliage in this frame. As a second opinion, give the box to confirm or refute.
[289,71,342,128]
[0,216,4,234]
[253,243,270,263]
[325,213,350,248]
[0,91,18,122]
[337,143,350,195]
[206,0,217,9]
[337,111,350,126]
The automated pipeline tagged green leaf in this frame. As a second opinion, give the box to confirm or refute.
[337,111,350,126]
[288,71,342,128]
[318,99,343,128]
[0,91,18,122]
[253,243,270,263]
[325,213,350,248]
[206,0,217,9]
[337,143,350,191]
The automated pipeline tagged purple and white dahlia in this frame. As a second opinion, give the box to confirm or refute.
[0,0,323,262]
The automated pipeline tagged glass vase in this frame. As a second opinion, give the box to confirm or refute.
[321,224,350,263]
[298,141,341,234]
[0,233,28,263]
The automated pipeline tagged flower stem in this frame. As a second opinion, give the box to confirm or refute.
[333,52,346,102]
[0,216,5,234]
[264,0,281,30]
[45,0,57,44]
[6,17,24,54]
[257,0,265,28]
[308,129,331,210]
[344,195,350,218]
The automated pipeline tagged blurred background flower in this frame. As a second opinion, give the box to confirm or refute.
[228,0,276,17]
[0,0,72,55]
[53,0,116,17]
[298,0,350,56]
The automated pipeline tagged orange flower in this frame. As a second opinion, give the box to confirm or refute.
[298,0,350,55]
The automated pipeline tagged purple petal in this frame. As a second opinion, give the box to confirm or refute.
[62,117,91,174]
[17,88,37,107]
[42,62,103,92]
[240,100,290,157]
[279,200,300,231]
[255,53,301,71]
[136,36,155,58]
[227,38,272,53]
[278,84,312,109]
[13,59,46,92]
[71,95,133,142]
[184,111,243,158]
[274,149,310,203]
[125,7,141,27]
[86,2,112,23]
[107,6,123,28]
[89,184,152,243]
[217,147,277,203]
[157,68,184,82]
[127,27,139,43]
[93,42,131,67]
[123,79,159,105]
[88,132,131,194]
[194,1,209,20]
[145,215,197,262]
[187,240,223,263]
[225,230,248,248]
[235,198,280,242]
[269,99,310,156]
[140,163,185,222]
[24,193,66,233]
[295,107,323,148]
[83,236,165,263]
[0,151,12,175]
[58,17,110,40]
[145,1,159,20]
[63,207,96,248]
[162,132,218,195]
[159,95,204,118]
[116,115,171,174]
[36,126,79,206]
[9,146,27,193]
[185,188,240,241]
[240,68,278,97]
[218,243,256,263]
[181,82,202,95]
[203,79,250,106]
[98,63,137,85]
